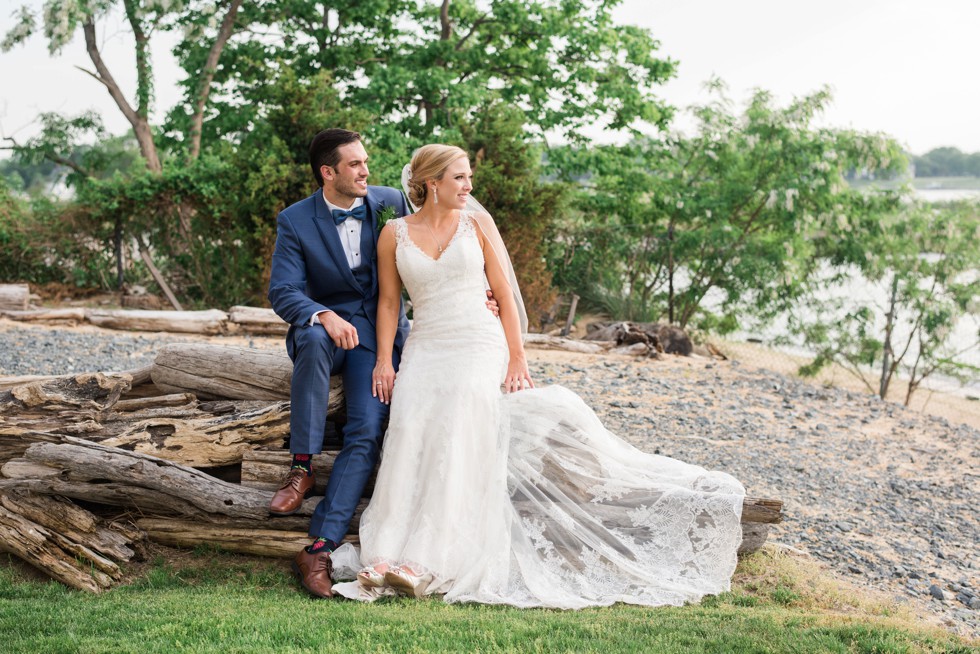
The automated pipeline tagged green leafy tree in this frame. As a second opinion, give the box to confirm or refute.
[176,0,676,148]
[548,83,907,330]
[3,0,246,171]
[3,0,670,310]
[795,200,980,404]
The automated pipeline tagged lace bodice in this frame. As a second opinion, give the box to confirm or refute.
[390,214,502,344]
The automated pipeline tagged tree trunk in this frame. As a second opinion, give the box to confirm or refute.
[81,18,161,173]
[114,217,125,289]
[667,222,675,324]
[188,0,245,159]
[879,274,899,399]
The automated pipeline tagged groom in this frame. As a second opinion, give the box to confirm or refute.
[267,129,412,599]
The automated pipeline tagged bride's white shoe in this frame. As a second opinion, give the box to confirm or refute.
[357,562,391,588]
[384,565,434,597]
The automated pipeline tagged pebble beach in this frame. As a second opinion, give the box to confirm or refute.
[1,318,977,638]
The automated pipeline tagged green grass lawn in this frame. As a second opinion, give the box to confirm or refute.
[0,546,973,654]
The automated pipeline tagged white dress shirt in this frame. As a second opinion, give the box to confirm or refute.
[326,194,365,269]
[311,192,366,325]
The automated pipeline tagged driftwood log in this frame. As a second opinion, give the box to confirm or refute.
[0,306,287,336]
[585,321,694,356]
[0,307,87,322]
[0,284,30,311]
[86,308,229,334]
[228,306,289,335]
[0,372,294,467]
[1,437,275,520]
[136,519,312,557]
[152,344,289,400]
[523,333,612,354]
[0,489,139,592]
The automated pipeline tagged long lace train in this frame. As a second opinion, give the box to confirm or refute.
[332,216,745,607]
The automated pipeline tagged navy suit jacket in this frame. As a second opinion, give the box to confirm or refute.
[267,185,412,355]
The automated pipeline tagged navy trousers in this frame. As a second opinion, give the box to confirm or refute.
[287,323,399,544]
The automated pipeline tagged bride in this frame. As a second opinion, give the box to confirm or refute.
[331,144,745,608]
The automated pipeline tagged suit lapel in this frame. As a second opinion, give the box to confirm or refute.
[362,189,382,294]
[310,190,360,290]
[364,189,384,237]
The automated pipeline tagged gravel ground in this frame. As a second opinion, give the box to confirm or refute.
[0,323,277,375]
[1,321,977,637]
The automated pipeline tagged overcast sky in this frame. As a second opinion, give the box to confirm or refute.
[2,0,978,154]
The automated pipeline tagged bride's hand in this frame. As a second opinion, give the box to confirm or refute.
[373,360,396,404]
[503,353,534,393]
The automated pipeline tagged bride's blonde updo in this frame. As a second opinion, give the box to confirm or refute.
[406,144,469,207]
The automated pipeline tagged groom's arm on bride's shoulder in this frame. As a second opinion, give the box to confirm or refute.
[472,213,533,393]
[372,223,403,404]
[268,211,329,327]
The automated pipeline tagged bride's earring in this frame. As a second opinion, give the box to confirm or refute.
[432,186,438,205]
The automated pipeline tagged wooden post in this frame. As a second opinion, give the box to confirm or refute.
[560,294,579,337]
[139,248,183,311]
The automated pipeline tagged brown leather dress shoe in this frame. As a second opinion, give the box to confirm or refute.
[269,468,315,516]
[292,547,334,598]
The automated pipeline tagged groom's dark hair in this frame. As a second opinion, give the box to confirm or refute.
[309,128,362,186]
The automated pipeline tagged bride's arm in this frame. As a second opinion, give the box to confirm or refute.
[473,214,534,393]
[373,223,402,404]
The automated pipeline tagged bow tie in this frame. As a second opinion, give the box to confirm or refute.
[331,204,367,225]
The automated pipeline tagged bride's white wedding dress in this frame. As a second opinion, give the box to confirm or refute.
[331,214,745,608]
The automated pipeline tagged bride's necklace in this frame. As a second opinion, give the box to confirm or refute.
[419,215,457,254]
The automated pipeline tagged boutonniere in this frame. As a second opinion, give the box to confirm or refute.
[377,205,396,232]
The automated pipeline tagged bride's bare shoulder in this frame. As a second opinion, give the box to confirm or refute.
[378,220,401,246]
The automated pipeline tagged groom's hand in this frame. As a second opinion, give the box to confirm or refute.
[318,311,359,350]
[485,290,500,317]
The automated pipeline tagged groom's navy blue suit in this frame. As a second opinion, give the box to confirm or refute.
[268,185,411,543]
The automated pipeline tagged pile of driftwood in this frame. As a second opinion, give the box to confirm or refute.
[0,342,781,593]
